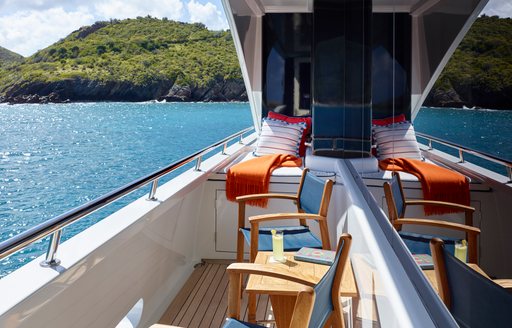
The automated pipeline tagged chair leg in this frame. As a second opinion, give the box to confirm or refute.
[237,202,246,262]
[250,222,259,262]
[319,220,331,250]
[236,229,245,262]
[248,293,257,323]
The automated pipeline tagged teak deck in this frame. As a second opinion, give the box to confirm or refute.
[158,260,276,328]
[158,258,378,328]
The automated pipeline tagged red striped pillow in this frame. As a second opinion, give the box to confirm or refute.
[372,114,407,126]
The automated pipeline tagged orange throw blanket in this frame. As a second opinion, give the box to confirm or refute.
[379,158,470,215]
[226,154,302,208]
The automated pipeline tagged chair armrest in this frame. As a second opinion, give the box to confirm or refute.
[395,218,481,234]
[236,193,297,202]
[493,279,512,290]
[405,200,475,213]
[227,263,318,287]
[249,213,325,223]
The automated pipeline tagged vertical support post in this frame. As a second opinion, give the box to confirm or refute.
[195,156,202,171]
[222,142,228,155]
[428,139,433,150]
[147,180,158,201]
[40,230,62,267]
[459,149,464,163]
[239,134,244,144]
[506,166,512,182]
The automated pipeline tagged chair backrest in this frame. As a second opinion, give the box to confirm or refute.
[298,168,334,217]
[383,171,406,222]
[430,238,512,328]
[308,234,352,328]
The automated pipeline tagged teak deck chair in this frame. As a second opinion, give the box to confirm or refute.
[384,171,480,263]
[430,238,512,328]
[236,168,334,262]
[224,234,352,328]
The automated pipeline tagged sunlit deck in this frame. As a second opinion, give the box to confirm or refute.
[156,258,376,328]
[157,260,276,328]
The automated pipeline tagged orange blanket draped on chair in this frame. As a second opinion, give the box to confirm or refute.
[226,154,302,208]
[379,158,470,215]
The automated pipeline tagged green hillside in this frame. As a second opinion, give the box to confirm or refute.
[427,15,512,109]
[0,17,243,101]
[0,46,23,64]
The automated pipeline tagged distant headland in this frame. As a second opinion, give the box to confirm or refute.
[0,15,511,109]
[0,17,247,104]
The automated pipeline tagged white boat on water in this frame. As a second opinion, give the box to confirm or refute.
[1,0,511,327]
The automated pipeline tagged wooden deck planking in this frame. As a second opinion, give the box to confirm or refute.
[159,260,276,328]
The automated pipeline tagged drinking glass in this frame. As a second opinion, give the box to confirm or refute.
[271,230,285,262]
[454,240,468,262]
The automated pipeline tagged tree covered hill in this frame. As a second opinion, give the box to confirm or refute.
[0,15,511,108]
[426,15,512,109]
[0,17,246,103]
[0,46,23,64]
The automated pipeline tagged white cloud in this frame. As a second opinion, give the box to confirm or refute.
[0,0,228,56]
[0,6,94,56]
[187,0,228,30]
[482,0,512,17]
[94,0,184,21]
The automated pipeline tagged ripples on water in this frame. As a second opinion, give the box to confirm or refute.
[0,102,252,276]
[0,103,510,277]
[415,107,512,173]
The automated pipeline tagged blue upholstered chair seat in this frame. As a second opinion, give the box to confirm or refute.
[240,226,323,252]
[399,231,458,255]
[223,318,265,328]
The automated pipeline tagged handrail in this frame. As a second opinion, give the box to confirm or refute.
[0,126,254,265]
[416,132,512,181]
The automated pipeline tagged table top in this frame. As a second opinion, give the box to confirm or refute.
[246,251,358,297]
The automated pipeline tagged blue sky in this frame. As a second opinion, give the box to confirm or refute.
[0,0,510,57]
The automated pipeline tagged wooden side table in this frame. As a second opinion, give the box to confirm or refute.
[245,251,358,327]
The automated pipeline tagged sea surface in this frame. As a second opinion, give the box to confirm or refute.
[0,103,510,277]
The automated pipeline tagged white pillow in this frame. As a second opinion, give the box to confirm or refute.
[254,118,306,157]
[373,121,422,160]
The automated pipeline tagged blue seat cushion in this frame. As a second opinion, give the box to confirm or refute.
[399,231,458,256]
[223,318,265,328]
[240,226,323,251]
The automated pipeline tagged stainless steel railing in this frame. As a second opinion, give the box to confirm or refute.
[0,126,254,267]
[416,132,512,181]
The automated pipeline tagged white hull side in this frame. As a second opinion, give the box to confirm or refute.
[0,138,253,328]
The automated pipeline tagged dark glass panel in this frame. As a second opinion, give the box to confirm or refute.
[262,13,312,117]
[312,0,372,158]
[372,13,412,120]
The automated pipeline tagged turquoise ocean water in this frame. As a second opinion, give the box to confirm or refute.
[0,102,510,277]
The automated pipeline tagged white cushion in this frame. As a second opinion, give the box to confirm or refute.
[373,122,421,160]
[254,118,306,157]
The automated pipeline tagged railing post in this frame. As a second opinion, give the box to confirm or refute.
[147,180,159,201]
[458,149,464,163]
[239,134,244,144]
[222,142,228,155]
[507,166,512,182]
[40,230,62,267]
[428,139,433,150]
[195,156,202,171]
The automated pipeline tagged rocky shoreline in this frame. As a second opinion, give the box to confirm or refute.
[2,78,510,110]
[0,77,248,104]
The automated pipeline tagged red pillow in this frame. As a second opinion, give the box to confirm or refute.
[267,111,311,157]
[372,114,406,126]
